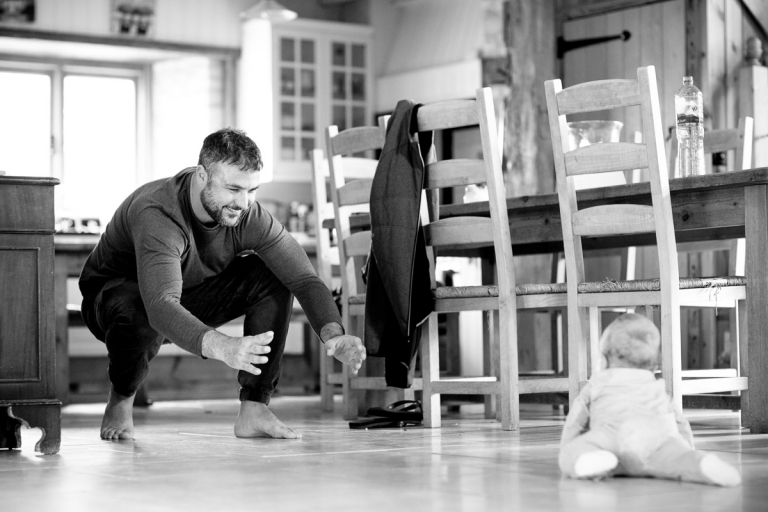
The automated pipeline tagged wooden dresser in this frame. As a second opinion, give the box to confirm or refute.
[0,175,61,454]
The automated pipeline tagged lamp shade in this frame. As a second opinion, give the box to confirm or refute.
[241,0,297,23]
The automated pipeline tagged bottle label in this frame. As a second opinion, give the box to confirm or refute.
[677,113,701,124]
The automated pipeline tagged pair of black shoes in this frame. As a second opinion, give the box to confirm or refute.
[348,400,423,429]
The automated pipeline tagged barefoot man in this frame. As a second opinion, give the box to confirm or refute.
[79,128,365,440]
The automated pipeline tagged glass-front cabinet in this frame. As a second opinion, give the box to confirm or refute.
[272,20,372,182]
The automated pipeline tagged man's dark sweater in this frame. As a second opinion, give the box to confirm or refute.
[79,167,341,357]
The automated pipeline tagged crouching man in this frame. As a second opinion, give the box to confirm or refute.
[79,128,365,440]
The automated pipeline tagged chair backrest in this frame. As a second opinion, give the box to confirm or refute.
[668,116,754,175]
[415,87,515,301]
[545,66,678,295]
[309,149,336,290]
[324,119,387,321]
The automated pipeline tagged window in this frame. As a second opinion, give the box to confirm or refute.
[0,61,146,225]
[62,73,138,220]
[272,20,373,182]
[277,36,316,162]
[0,51,234,226]
[0,69,51,178]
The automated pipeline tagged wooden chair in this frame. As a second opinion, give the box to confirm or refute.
[325,117,420,420]
[544,65,748,410]
[668,117,753,279]
[418,87,567,431]
[311,148,389,411]
[670,117,753,382]
[309,149,342,411]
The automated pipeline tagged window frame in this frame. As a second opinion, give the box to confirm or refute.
[271,19,373,183]
[0,57,150,214]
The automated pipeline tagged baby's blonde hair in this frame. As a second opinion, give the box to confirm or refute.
[599,313,661,370]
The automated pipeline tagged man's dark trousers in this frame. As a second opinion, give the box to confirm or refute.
[81,255,293,404]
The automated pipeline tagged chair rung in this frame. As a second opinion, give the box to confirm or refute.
[518,377,569,394]
[682,369,738,378]
[429,377,498,395]
[680,376,747,395]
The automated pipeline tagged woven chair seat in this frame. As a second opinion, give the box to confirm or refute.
[434,282,567,300]
[578,275,746,293]
[432,276,746,300]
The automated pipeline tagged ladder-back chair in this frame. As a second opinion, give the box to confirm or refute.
[310,149,342,411]
[669,117,753,278]
[544,65,748,410]
[325,117,419,420]
[418,87,567,431]
[670,117,753,384]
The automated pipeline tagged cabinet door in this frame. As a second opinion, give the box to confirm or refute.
[0,233,56,400]
[272,20,373,182]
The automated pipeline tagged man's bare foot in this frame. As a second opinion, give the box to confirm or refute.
[101,389,135,440]
[234,401,301,439]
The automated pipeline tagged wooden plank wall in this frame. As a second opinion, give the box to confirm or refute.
[562,0,684,141]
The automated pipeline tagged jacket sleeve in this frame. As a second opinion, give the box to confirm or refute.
[560,384,592,446]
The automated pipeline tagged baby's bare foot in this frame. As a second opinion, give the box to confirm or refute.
[234,401,301,439]
[100,389,135,440]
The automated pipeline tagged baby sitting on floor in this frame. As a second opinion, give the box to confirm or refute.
[559,313,741,487]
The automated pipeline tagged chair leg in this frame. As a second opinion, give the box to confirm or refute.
[342,364,358,421]
[660,302,683,410]
[588,307,601,377]
[484,310,498,420]
[568,301,590,405]
[319,353,335,412]
[737,298,750,428]
[643,305,654,320]
[498,303,519,431]
[421,313,441,428]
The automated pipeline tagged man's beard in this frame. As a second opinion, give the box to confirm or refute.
[200,183,248,227]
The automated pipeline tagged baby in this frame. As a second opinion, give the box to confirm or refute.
[559,313,741,487]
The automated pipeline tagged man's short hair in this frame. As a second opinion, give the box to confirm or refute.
[599,313,661,370]
[198,127,263,174]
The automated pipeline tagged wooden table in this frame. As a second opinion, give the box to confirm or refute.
[54,234,100,405]
[332,167,768,433]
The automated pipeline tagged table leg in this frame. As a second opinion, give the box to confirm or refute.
[745,185,768,433]
[7,403,61,455]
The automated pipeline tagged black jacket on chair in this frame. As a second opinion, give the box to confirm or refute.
[364,99,434,388]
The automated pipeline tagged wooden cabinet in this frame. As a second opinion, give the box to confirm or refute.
[0,176,61,454]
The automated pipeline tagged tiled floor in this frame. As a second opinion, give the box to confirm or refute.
[1,398,766,512]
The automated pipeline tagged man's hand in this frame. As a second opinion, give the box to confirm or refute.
[325,335,366,374]
[201,330,272,375]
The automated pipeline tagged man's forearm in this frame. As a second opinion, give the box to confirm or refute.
[320,322,344,343]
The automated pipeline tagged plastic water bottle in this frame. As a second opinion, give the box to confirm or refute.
[674,76,705,177]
